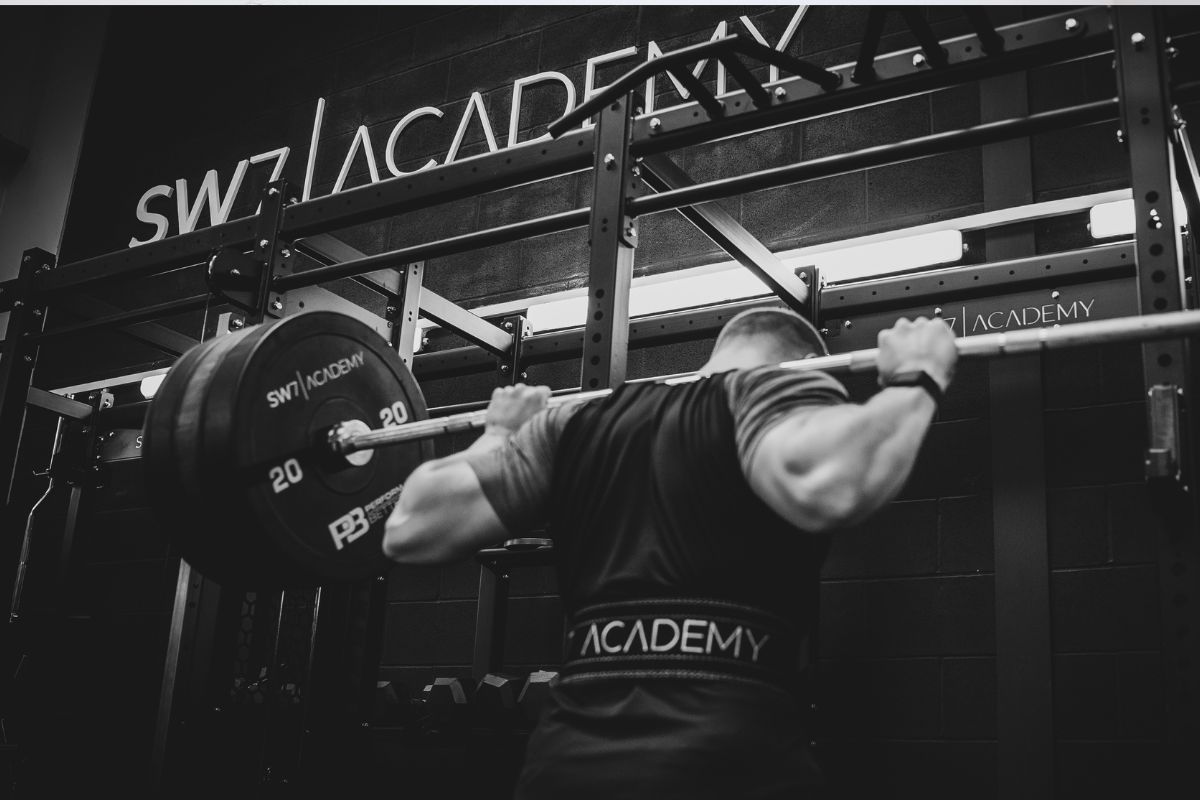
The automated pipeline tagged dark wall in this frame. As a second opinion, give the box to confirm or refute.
[15,4,1197,797]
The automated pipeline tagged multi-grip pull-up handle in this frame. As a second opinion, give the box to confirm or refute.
[328,308,1200,457]
[546,34,842,138]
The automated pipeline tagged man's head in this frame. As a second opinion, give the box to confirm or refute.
[701,308,828,374]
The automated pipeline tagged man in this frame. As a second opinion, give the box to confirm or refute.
[384,308,957,799]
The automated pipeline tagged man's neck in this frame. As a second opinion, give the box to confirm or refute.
[697,345,783,376]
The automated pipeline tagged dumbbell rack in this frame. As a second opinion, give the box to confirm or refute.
[0,5,1198,795]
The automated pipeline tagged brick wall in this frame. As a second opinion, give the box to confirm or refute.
[25,4,1198,796]
[1043,342,1169,798]
[814,358,996,798]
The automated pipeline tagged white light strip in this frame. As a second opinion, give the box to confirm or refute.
[793,229,963,284]
[792,188,1130,263]
[51,366,168,397]
[1090,191,1189,239]
[140,373,167,399]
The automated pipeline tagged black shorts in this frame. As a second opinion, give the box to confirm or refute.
[514,678,825,800]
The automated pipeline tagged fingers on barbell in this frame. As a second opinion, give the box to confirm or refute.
[494,383,549,397]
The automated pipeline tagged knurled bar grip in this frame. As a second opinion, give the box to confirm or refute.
[330,308,1200,455]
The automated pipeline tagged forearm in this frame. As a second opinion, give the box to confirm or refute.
[752,314,956,530]
[384,430,511,563]
[835,387,937,521]
[762,387,937,528]
[386,384,553,563]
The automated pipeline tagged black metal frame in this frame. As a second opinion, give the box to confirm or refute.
[1112,5,1200,764]
[0,249,54,509]
[2,5,1198,795]
[582,95,639,390]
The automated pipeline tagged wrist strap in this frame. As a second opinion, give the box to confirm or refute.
[883,369,943,405]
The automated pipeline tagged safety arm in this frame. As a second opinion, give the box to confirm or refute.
[382,432,511,564]
[747,387,938,532]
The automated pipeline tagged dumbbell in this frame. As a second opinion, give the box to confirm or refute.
[421,676,472,731]
[475,673,524,729]
[517,670,558,724]
[373,680,428,726]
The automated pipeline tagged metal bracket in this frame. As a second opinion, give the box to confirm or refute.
[255,180,292,324]
[205,181,293,320]
[47,460,105,490]
[497,314,530,386]
[1146,384,1183,480]
[389,262,424,367]
[0,278,19,313]
[205,247,263,313]
[793,265,822,328]
[56,388,110,488]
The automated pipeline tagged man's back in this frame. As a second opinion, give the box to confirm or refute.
[548,370,836,623]
[517,369,844,800]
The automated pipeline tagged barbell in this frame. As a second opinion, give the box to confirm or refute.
[143,307,1200,589]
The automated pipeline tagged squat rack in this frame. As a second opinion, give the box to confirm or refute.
[0,5,1197,796]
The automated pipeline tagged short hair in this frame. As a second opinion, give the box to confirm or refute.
[712,307,828,359]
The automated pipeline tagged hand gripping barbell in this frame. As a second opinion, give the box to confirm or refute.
[142,308,1200,589]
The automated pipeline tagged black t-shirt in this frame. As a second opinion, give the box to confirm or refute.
[467,367,847,619]
[466,367,847,800]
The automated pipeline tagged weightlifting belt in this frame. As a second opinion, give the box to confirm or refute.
[561,599,800,690]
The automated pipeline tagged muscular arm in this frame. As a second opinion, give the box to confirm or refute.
[382,432,512,564]
[383,384,559,564]
[744,316,957,532]
[747,387,936,531]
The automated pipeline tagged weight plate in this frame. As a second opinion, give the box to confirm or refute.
[142,332,239,570]
[173,325,277,585]
[201,311,431,586]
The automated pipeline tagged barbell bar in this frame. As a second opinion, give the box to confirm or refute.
[328,307,1200,458]
[144,307,1200,590]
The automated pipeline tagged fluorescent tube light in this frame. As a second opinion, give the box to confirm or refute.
[140,374,167,398]
[791,229,963,284]
[525,296,588,333]
[1089,199,1134,238]
[1090,192,1189,239]
[526,267,778,332]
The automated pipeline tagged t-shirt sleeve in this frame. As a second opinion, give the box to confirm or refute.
[462,403,579,535]
[726,367,850,476]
